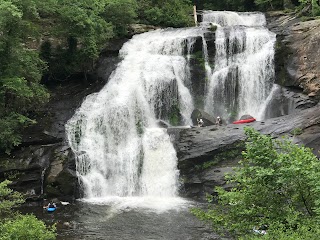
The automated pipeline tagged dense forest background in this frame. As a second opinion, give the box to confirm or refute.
[0,0,320,154]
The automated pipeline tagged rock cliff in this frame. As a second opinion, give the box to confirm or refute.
[268,12,320,98]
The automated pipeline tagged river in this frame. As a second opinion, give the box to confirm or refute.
[23,201,224,240]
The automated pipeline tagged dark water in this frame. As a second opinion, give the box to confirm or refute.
[22,200,225,240]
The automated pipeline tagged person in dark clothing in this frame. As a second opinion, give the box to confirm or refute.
[46,202,56,209]
[216,116,222,125]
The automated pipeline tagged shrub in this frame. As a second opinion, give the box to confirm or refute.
[192,127,320,239]
[0,215,56,240]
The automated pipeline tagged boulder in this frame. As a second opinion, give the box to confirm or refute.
[191,109,216,127]
[239,114,254,120]
[128,24,160,36]
[45,146,77,199]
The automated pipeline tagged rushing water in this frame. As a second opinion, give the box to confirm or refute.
[66,11,276,211]
[66,28,204,209]
[202,11,276,121]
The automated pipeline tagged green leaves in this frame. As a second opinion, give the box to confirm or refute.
[0,113,35,154]
[0,181,56,239]
[0,0,50,153]
[104,0,138,36]
[194,127,320,238]
[0,180,24,217]
[138,0,193,27]
[0,215,56,240]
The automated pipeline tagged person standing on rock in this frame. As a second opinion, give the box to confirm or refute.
[216,116,222,125]
[197,118,204,127]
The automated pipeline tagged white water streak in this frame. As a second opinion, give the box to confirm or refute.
[203,11,276,121]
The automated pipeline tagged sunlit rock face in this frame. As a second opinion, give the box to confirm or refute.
[267,12,320,99]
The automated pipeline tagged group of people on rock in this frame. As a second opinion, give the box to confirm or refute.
[197,116,222,127]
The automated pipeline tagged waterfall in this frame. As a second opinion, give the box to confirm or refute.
[66,11,276,208]
[66,28,203,204]
[202,11,276,122]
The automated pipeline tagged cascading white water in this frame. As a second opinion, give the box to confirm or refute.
[66,28,203,207]
[202,11,276,121]
[66,11,277,210]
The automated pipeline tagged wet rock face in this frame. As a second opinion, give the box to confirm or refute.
[267,12,320,99]
[188,36,207,108]
[0,144,77,201]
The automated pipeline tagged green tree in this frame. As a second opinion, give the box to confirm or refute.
[0,180,24,217]
[45,0,114,79]
[138,0,193,27]
[103,0,138,37]
[0,0,49,153]
[0,215,56,240]
[192,127,320,239]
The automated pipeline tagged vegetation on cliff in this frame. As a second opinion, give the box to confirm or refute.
[0,180,56,239]
[192,128,320,239]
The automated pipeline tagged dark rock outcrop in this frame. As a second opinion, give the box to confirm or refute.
[0,144,77,201]
[263,84,318,119]
[170,104,320,200]
[128,24,160,36]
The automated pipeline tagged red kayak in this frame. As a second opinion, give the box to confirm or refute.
[233,118,256,124]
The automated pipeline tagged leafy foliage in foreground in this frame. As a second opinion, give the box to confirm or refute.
[0,215,56,240]
[0,180,56,240]
[192,127,320,239]
[0,180,24,217]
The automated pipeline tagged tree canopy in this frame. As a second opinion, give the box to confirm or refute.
[0,0,49,153]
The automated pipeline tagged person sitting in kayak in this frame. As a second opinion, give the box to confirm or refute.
[46,202,56,209]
